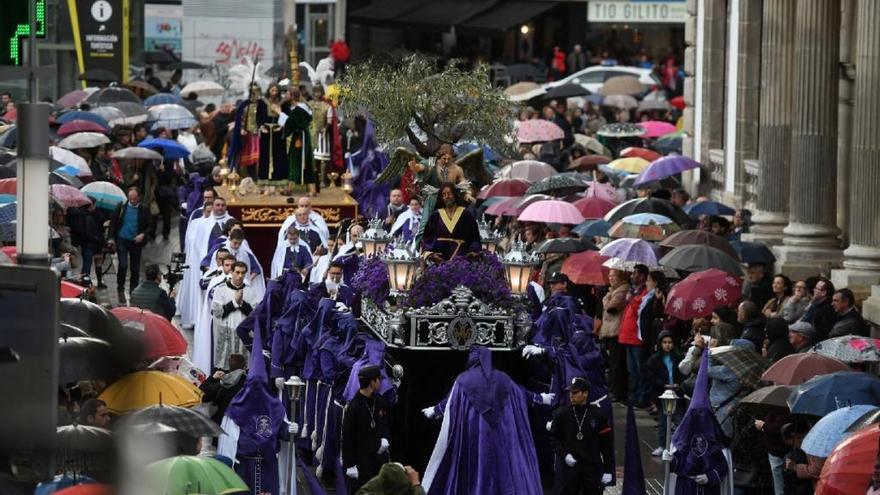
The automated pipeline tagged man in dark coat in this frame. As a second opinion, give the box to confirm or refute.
[829,288,869,338]
[744,264,774,310]
[799,278,837,342]
[200,353,247,424]
[109,186,152,301]
[341,365,392,494]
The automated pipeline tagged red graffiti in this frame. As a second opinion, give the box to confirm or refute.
[214,39,266,65]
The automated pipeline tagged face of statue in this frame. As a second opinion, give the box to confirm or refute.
[268,85,279,98]
[437,144,454,165]
[441,187,456,208]
[250,85,261,101]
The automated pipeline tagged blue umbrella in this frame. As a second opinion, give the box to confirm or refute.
[144,93,182,106]
[56,111,109,128]
[788,371,880,417]
[633,155,701,187]
[801,405,878,457]
[573,219,612,238]
[0,202,14,224]
[138,138,190,159]
[683,200,736,217]
[0,221,15,241]
[729,240,777,265]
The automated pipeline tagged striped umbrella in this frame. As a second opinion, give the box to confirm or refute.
[50,184,91,208]
[81,181,126,210]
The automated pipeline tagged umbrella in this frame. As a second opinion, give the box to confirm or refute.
[60,280,87,298]
[98,371,202,413]
[583,180,619,203]
[455,142,500,162]
[740,385,795,410]
[124,79,159,95]
[660,230,739,260]
[573,219,612,238]
[848,409,880,433]
[144,93,182,106]
[123,403,222,438]
[609,213,679,240]
[729,240,776,265]
[0,202,15,224]
[762,353,850,385]
[87,106,127,126]
[60,298,143,363]
[56,423,113,453]
[637,121,678,138]
[574,134,611,156]
[660,244,744,275]
[516,119,564,143]
[605,197,692,226]
[138,137,191,159]
[802,405,879,457]
[57,89,91,108]
[654,131,683,154]
[147,104,197,130]
[567,154,610,171]
[50,171,84,188]
[59,336,123,384]
[50,146,92,176]
[180,80,225,97]
[111,147,164,161]
[84,87,141,105]
[711,346,769,388]
[504,81,540,97]
[518,200,585,225]
[0,177,15,195]
[81,181,126,210]
[683,200,736,217]
[477,178,531,199]
[497,160,556,181]
[163,60,206,70]
[815,425,880,495]
[534,237,597,254]
[77,69,119,83]
[35,475,98,495]
[607,157,650,174]
[573,196,618,219]
[111,307,188,359]
[485,196,524,217]
[599,75,644,96]
[635,155,702,187]
[788,371,880,416]
[601,94,639,109]
[670,95,686,110]
[55,485,112,495]
[620,147,661,162]
[525,175,588,197]
[50,184,91,208]
[103,101,149,119]
[665,268,743,320]
[813,336,880,363]
[56,111,110,128]
[58,132,110,150]
[544,83,591,99]
[599,238,659,265]
[637,99,672,112]
[146,456,248,494]
[57,120,108,138]
[561,251,609,285]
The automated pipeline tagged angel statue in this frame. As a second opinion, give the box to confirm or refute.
[376,143,490,249]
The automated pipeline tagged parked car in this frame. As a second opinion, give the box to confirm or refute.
[544,65,661,94]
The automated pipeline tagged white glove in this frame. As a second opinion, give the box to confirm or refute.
[545,421,553,432]
[262,349,272,359]
[521,344,544,359]
[564,454,577,467]
[602,473,612,485]
[693,474,708,485]
[378,438,390,454]
[288,422,299,436]
[345,466,359,479]
[422,406,437,419]
[540,393,556,406]
[661,450,673,462]
[335,302,350,312]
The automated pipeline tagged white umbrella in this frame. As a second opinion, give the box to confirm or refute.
[147,104,197,130]
[180,81,225,97]
[111,147,164,161]
[49,146,91,176]
[57,132,110,150]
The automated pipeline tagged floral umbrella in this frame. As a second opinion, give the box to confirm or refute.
[664,268,742,320]
[50,184,91,208]
[598,238,659,265]
[516,119,565,143]
[608,213,680,240]
[812,336,880,363]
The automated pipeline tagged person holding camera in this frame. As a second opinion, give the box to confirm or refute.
[109,187,152,303]
[130,264,177,320]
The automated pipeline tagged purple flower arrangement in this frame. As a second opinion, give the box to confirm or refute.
[403,252,514,309]
[352,255,391,305]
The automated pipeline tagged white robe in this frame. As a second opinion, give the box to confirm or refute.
[309,253,332,284]
[270,238,314,279]
[193,273,228,373]
[177,213,232,327]
[390,209,422,242]
[211,281,261,369]
[277,211,329,248]
[226,240,266,300]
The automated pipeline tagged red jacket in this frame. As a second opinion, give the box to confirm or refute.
[618,285,647,346]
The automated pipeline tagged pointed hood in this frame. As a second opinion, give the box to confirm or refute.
[691,346,711,410]
[622,403,646,495]
[344,338,394,401]
[457,346,512,425]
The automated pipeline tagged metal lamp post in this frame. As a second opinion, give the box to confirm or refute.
[478,216,501,253]
[361,217,393,257]
[659,388,679,487]
[501,239,539,295]
[283,375,305,495]
[383,244,419,295]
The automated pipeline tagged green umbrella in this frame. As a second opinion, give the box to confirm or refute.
[146,456,248,495]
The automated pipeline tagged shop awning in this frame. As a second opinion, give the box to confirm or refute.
[392,0,499,27]
[460,1,558,31]
[348,0,424,23]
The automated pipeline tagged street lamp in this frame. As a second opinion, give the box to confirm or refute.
[478,216,501,253]
[383,243,419,295]
[501,239,539,295]
[283,375,305,495]
[361,217,393,257]
[659,389,680,488]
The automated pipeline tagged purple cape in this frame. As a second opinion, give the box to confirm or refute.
[531,306,576,347]
[622,404,646,495]
[351,119,391,218]
[343,338,394,402]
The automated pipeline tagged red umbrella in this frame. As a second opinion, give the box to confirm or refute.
[573,196,618,219]
[477,178,531,199]
[60,280,86,298]
[111,307,188,359]
[816,425,880,495]
[567,155,611,171]
[0,178,15,194]
[761,353,850,385]
[57,89,91,108]
[670,95,686,110]
[665,268,743,320]
[620,147,661,162]
[562,251,609,285]
[55,485,112,495]
[57,119,108,137]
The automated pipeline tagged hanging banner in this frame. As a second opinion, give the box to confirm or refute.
[68,0,130,83]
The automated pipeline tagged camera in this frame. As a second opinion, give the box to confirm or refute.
[164,252,188,290]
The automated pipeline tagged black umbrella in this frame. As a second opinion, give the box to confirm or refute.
[56,424,113,453]
[77,69,120,83]
[59,298,144,364]
[140,50,178,65]
[544,83,591,100]
[605,197,692,227]
[85,87,142,105]
[534,237,598,254]
[50,171,84,188]
[525,175,588,197]
[123,404,222,438]
[0,148,14,165]
[58,336,126,384]
[60,322,89,339]
[162,61,206,70]
[103,101,148,118]
[659,244,745,275]
[740,385,794,411]
[0,166,14,179]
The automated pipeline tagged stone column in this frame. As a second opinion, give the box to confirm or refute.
[696,0,727,196]
[745,0,795,245]
[731,0,762,202]
[835,0,880,308]
[773,0,843,280]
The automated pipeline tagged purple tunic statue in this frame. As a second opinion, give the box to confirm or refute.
[350,119,391,218]
[421,206,482,261]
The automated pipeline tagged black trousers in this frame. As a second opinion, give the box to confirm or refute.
[152,194,174,239]
[603,337,628,401]
[560,463,603,495]
[116,237,143,292]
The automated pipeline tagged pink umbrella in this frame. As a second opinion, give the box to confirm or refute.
[518,200,585,225]
[485,196,524,217]
[57,120,109,137]
[497,160,557,182]
[573,196,618,219]
[516,120,564,143]
[584,180,620,203]
[477,178,531,199]
[637,121,677,138]
[50,184,91,208]
[57,89,90,109]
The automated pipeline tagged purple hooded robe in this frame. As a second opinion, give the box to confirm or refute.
[350,120,391,218]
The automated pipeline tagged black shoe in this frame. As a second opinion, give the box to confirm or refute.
[96,282,108,289]
[117,290,126,302]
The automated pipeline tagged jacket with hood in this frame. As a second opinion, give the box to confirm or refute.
[764,317,794,363]
[200,368,247,424]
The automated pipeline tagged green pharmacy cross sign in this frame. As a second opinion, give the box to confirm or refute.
[2,0,47,66]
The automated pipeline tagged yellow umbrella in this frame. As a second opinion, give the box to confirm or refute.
[99,371,203,414]
[607,157,650,174]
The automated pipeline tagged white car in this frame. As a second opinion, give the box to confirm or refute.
[544,65,661,94]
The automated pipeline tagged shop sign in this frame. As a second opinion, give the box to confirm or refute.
[588,1,687,24]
